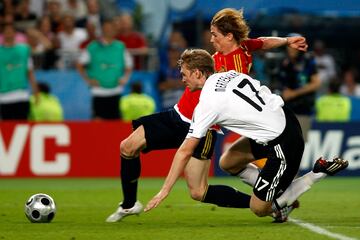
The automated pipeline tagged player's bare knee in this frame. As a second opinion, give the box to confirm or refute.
[250,196,272,217]
[219,154,231,172]
[120,139,137,157]
[250,204,268,217]
[250,195,264,217]
[189,189,204,201]
[187,184,206,201]
[219,155,240,174]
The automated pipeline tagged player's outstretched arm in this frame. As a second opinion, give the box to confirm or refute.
[144,138,200,212]
[258,36,308,52]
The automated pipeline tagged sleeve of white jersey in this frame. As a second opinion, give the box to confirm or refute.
[186,86,219,139]
[187,103,218,139]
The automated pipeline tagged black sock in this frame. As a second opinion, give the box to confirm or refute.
[120,155,141,209]
[272,199,281,212]
[202,185,250,208]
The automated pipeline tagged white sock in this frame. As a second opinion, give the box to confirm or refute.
[236,163,260,187]
[276,171,327,208]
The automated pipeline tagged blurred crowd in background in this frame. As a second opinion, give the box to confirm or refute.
[0,0,359,122]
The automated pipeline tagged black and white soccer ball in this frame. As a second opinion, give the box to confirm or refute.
[24,193,56,223]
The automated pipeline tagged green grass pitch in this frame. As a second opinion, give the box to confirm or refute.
[0,177,359,240]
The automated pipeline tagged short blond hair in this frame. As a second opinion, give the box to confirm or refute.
[178,49,214,78]
[211,8,250,43]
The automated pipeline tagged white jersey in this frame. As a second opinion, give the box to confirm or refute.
[188,71,286,145]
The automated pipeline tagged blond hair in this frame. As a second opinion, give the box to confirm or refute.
[178,49,214,78]
[211,8,250,43]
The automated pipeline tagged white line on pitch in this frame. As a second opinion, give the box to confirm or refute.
[289,217,358,240]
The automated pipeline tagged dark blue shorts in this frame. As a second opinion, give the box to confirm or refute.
[132,109,217,160]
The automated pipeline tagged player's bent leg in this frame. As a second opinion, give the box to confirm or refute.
[271,156,349,223]
[250,194,273,217]
[184,157,211,201]
[186,131,251,208]
[219,137,255,174]
[274,157,349,210]
[120,125,147,157]
[186,158,252,209]
[233,163,260,187]
[106,126,147,222]
[185,156,252,208]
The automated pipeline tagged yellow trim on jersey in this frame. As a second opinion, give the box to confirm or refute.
[233,54,240,72]
[233,55,238,72]
[237,54,243,73]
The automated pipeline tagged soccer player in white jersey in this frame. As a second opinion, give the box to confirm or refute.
[144,49,348,220]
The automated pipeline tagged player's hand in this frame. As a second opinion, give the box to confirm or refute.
[287,36,308,52]
[144,189,169,212]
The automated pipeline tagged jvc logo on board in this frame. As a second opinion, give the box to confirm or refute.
[301,130,360,170]
[0,124,70,176]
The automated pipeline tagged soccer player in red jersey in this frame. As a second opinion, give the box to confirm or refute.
[177,8,307,168]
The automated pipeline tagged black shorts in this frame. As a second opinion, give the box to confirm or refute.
[92,95,120,119]
[250,106,304,202]
[132,109,217,160]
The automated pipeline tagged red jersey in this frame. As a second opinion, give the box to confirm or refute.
[176,39,264,121]
[213,39,263,73]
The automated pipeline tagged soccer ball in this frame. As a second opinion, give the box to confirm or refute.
[24,193,56,223]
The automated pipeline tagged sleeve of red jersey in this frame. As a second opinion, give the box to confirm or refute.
[243,38,264,51]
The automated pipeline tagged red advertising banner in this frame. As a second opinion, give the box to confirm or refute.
[0,121,181,177]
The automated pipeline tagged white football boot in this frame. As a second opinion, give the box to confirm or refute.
[106,201,143,222]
